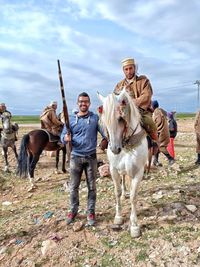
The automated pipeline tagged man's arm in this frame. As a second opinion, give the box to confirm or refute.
[97,119,108,150]
[50,110,63,126]
[134,78,153,110]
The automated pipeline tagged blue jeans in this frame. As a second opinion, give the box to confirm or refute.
[69,154,97,214]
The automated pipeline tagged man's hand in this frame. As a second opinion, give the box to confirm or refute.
[64,133,71,142]
[99,138,108,151]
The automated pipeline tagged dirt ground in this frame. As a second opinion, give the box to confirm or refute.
[1,118,200,267]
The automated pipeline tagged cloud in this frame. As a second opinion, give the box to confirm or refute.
[0,0,200,114]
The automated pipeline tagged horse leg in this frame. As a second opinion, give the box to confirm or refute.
[112,170,123,225]
[62,146,67,173]
[129,168,144,238]
[121,175,130,200]
[28,154,40,186]
[2,147,9,172]
[56,150,59,171]
[13,145,18,161]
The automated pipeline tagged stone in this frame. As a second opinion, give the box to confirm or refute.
[73,221,83,232]
[185,204,197,213]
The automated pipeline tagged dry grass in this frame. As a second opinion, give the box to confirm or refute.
[0,119,200,266]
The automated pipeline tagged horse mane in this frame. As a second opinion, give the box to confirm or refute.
[102,93,116,127]
[123,90,141,125]
[102,90,141,127]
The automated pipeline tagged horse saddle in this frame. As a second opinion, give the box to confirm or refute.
[41,129,60,143]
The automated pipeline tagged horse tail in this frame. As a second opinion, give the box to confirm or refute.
[17,134,30,177]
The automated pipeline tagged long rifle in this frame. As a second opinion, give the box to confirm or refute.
[57,59,71,159]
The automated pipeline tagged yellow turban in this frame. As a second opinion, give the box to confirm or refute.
[121,58,135,67]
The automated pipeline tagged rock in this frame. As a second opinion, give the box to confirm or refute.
[109,224,122,231]
[73,221,83,232]
[178,245,190,256]
[0,246,7,254]
[26,193,33,199]
[152,190,163,200]
[98,164,110,177]
[2,201,12,206]
[49,234,62,242]
[41,240,57,255]
[185,204,197,213]
[9,238,16,245]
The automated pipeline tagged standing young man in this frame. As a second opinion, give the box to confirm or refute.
[61,92,106,226]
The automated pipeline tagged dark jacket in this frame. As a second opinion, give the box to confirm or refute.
[168,118,177,138]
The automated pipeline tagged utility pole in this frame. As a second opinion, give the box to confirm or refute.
[194,80,200,109]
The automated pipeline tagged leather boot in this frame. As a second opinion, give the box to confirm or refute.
[163,152,175,165]
[195,153,200,165]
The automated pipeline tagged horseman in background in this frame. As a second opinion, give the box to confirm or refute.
[0,103,11,117]
[0,103,18,141]
[114,58,158,144]
[40,101,63,138]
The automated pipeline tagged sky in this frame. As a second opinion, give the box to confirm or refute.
[0,0,200,115]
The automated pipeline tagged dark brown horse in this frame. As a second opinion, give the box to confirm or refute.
[17,129,66,185]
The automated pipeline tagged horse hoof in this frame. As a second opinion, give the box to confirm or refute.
[54,170,61,174]
[114,216,123,225]
[28,184,38,192]
[130,226,141,238]
[4,166,9,172]
[121,193,130,200]
[62,169,67,173]
[121,195,125,201]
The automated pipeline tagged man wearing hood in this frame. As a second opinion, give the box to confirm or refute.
[61,92,106,226]
[40,101,63,136]
[152,100,175,166]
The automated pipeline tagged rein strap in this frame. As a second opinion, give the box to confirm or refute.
[122,128,146,149]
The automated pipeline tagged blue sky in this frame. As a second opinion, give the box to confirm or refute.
[0,0,200,114]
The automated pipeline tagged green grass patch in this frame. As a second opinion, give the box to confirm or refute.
[176,113,195,119]
[136,249,148,262]
[118,232,148,249]
[12,115,40,124]
[100,252,122,267]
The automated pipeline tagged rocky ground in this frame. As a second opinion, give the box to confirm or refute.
[0,118,200,267]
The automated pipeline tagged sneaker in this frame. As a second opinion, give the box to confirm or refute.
[87,213,95,226]
[153,160,163,167]
[168,159,175,165]
[66,212,76,225]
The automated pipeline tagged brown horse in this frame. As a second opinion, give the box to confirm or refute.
[17,129,66,185]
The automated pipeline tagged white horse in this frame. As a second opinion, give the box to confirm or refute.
[98,89,148,237]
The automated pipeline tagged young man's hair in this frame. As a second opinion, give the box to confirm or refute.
[78,92,90,101]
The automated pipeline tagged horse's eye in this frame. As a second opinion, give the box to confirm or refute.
[121,100,126,106]
[118,117,125,124]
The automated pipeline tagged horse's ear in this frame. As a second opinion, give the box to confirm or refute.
[97,91,105,103]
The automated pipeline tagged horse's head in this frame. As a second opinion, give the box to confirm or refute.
[98,89,134,154]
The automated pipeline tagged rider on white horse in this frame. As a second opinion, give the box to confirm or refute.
[114,58,159,144]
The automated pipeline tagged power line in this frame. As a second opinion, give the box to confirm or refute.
[160,83,193,90]
[194,80,200,109]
